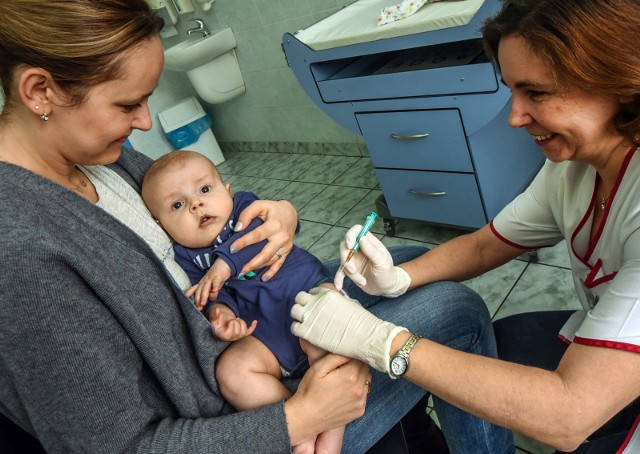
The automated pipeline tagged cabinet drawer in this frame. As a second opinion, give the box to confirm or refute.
[317,62,498,102]
[376,169,486,228]
[357,110,473,172]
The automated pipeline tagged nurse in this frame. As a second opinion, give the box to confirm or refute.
[292,0,640,452]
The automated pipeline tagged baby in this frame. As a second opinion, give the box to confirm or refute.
[142,150,343,454]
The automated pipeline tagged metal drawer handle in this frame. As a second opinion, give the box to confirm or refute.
[409,189,446,197]
[390,133,430,140]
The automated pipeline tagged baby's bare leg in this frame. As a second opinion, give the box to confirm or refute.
[217,337,319,453]
[216,336,290,410]
[299,283,346,454]
[298,337,345,454]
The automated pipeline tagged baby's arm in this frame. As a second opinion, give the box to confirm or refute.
[186,257,232,310]
[209,303,258,342]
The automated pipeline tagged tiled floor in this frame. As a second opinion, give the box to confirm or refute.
[218,150,581,454]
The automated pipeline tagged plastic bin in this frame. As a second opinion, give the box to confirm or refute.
[158,97,225,165]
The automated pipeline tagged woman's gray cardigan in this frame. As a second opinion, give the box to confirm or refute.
[0,149,292,453]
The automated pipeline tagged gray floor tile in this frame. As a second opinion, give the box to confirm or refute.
[223,175,290,200]
[494,263,581,321]
[295,220,332,251]
[223,174,264,192]
[337,189,385,233]
[464,260,528,318]
[381,235,434,250]
[526,240,572,269]
[388,218,463,245]
[307,225,348,263]
[222,151,324,181]
[299,185,369,224]
[279,153,326,180]
[230,152,282,177]
[217,151,264,176]
[273,181,328,211]
[294,155,360,184]
[332,157,379,188]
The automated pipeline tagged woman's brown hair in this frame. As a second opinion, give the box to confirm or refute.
[0,0,163,114]
[482,0,640,138]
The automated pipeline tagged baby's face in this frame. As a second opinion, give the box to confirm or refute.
[146,156,233,248]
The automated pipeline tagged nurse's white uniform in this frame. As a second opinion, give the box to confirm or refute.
[491,144,640,453]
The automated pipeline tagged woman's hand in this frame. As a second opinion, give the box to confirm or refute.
[291,287,406,374]
[231,200,297,280]
[284,354,371,446]
[334,225,411,297]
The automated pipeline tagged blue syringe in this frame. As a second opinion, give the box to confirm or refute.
[340,212,378,272]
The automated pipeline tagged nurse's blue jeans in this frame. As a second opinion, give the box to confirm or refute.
[324,246,514,454]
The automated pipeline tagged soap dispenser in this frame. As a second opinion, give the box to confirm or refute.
[194,0,215,11]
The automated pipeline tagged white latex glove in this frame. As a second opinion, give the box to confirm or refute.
[291,287,406,374]
[333,225,411,297]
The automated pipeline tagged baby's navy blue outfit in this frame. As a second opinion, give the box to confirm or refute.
[174,191,330,375]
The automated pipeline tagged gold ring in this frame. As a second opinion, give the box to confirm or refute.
[364,379,371,394]
[275,251,283,260]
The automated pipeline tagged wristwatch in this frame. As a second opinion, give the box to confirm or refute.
[390,333,421,379]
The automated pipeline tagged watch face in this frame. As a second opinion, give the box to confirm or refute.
[391,356,407,377]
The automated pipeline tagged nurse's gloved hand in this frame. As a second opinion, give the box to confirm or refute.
[291,287,406,374]
[334,225,411,298]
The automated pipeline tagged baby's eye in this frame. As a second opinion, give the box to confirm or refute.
[172,201,184,210]
[201,185,211,194]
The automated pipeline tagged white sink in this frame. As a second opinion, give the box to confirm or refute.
[164,27,236,71]
[163,27,245,104]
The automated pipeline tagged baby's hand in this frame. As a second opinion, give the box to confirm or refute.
[210,307,257,341]
[186,258,232,310]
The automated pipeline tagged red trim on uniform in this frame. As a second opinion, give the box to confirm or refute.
[489,221,555,250]
[581,259,617,288]
[570,199,594,268]
[588,271,617,288]
[489,221,531,250]
[571,144,638,268]
[616,413,640,454]
[557,334,572,345]
[573,336,640,353]
[583,259,602,286]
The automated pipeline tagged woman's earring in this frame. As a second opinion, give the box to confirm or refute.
[35,105,49,121]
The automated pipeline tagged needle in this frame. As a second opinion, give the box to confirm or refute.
[339,212,378,274]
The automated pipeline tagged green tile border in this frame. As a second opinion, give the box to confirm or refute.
[219,141,368,157]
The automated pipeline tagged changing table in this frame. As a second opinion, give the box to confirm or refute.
[282,0,544,231]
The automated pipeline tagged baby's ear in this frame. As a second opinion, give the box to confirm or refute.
[225,183,232,193]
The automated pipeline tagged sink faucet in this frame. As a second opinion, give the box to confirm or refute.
[187,19,211,37]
